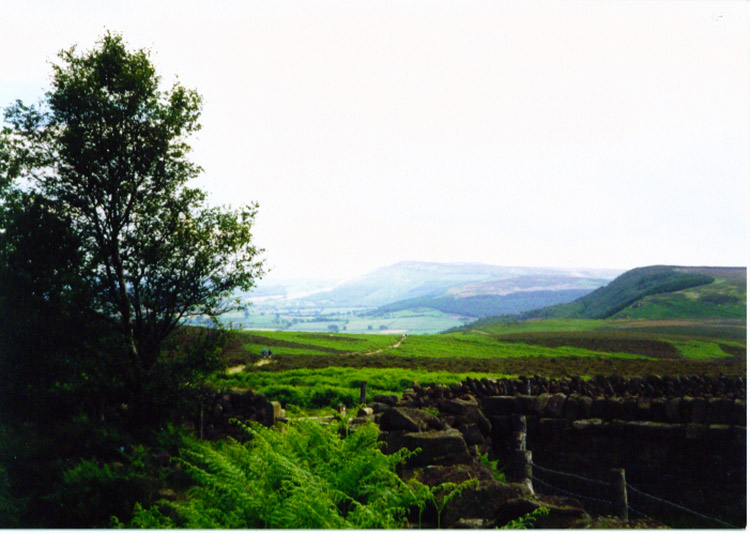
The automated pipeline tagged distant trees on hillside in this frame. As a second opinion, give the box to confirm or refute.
[0,32,264,427]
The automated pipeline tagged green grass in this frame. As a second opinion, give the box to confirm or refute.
[213,367,503,408]
[473,319,610,335]
[669,340,736,360]
[380,333,652,360]
[238,331,402,356]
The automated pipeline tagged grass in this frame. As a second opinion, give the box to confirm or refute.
[212,367,504,408]
[669,340,736,360]
[379,333,653,360]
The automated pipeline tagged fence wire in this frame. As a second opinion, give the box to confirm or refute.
[627,482,740,529]
[530,461,609,487]
[529,461,740,529]
[530,472,612,509]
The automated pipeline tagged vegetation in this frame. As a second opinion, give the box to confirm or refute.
[457,266,744,332]
[125,419,429,528]
[213,367,504,408]
[1,33,746,530]
[0,32,263,428]
[372,289,593,318]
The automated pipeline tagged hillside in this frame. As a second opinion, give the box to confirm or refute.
[456,266,746,330]
[369,274,610,318]
[298,261,621,308]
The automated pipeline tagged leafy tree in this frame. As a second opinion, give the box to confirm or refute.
[1,32,264,425]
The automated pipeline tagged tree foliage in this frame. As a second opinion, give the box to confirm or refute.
[0,32,264,425]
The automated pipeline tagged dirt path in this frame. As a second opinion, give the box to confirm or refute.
[358,334,408,356]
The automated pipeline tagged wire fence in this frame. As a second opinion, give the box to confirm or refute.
[529,460,741,529]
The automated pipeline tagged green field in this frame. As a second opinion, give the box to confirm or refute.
[218,317,745,409]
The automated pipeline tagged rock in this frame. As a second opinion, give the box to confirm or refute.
[732,399,746,426]
[707,398,734,425]
[545,393,567,417]
[532,394,551,416]
[665,398,682,423]
[451,518,490,529]
[370,401,391,414]
[438,397,479,416]
[385,428,471,467]
[380,407,445,432]
[480,396,517,417]
[690,398,707,424]
[373,394,398,406]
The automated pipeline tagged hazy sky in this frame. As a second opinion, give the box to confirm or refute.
[2,1,748,279]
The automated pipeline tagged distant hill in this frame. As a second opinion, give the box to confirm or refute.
[457,265,746,330]
[369,274,610,318]
[299,261,621,309]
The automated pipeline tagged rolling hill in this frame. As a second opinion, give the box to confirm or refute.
[298,261,621,309]
[456,265,746,330]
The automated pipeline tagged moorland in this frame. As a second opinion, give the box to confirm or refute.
[1,32,745,529]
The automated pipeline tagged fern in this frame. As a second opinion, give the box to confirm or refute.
[130,417,429,528]
[501,506,550,529]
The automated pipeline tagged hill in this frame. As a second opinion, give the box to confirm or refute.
[456,265,746,330]
[299,261,621,308]
[369,274,609,318]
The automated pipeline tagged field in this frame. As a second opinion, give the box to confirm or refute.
[218,317,746,408]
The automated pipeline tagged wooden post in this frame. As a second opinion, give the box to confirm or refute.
[609,468,628,522]
[360,381,368,405]
[265,400,281,427]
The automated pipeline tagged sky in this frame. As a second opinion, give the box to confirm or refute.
[1,1,748,280]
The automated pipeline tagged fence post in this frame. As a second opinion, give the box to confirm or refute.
[508,415,533,493]
[512,414,527,452]
[609,468,628,522]
[360,381,368,405]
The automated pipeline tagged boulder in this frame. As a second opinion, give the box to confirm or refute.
[438,397,479,416]
[385,428,471,467]
[380,407,445,432]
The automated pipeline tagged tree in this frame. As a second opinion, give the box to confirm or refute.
[1,32,264,424]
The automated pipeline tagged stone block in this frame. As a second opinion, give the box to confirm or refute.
[690,398,707,424]
[480,396,517,417]
[572,418,606,431]
[636,398,651,420]
[685,423,707,440]
[563,395,579,419]
[386,428,472,467]
[731,399,746,426]
[706,398,734,425]
[539,417,571,432]
[665,398,682,423]
[622,398,638,421]
[592,397,607,418]
[650,398,666,421]
[624,420,681,440]
[373,394,398,406]
[517,395,535,415]
[380,407,445,432]
[533,394,552,416]
[546,393,567,418]
[439,397,479,416]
